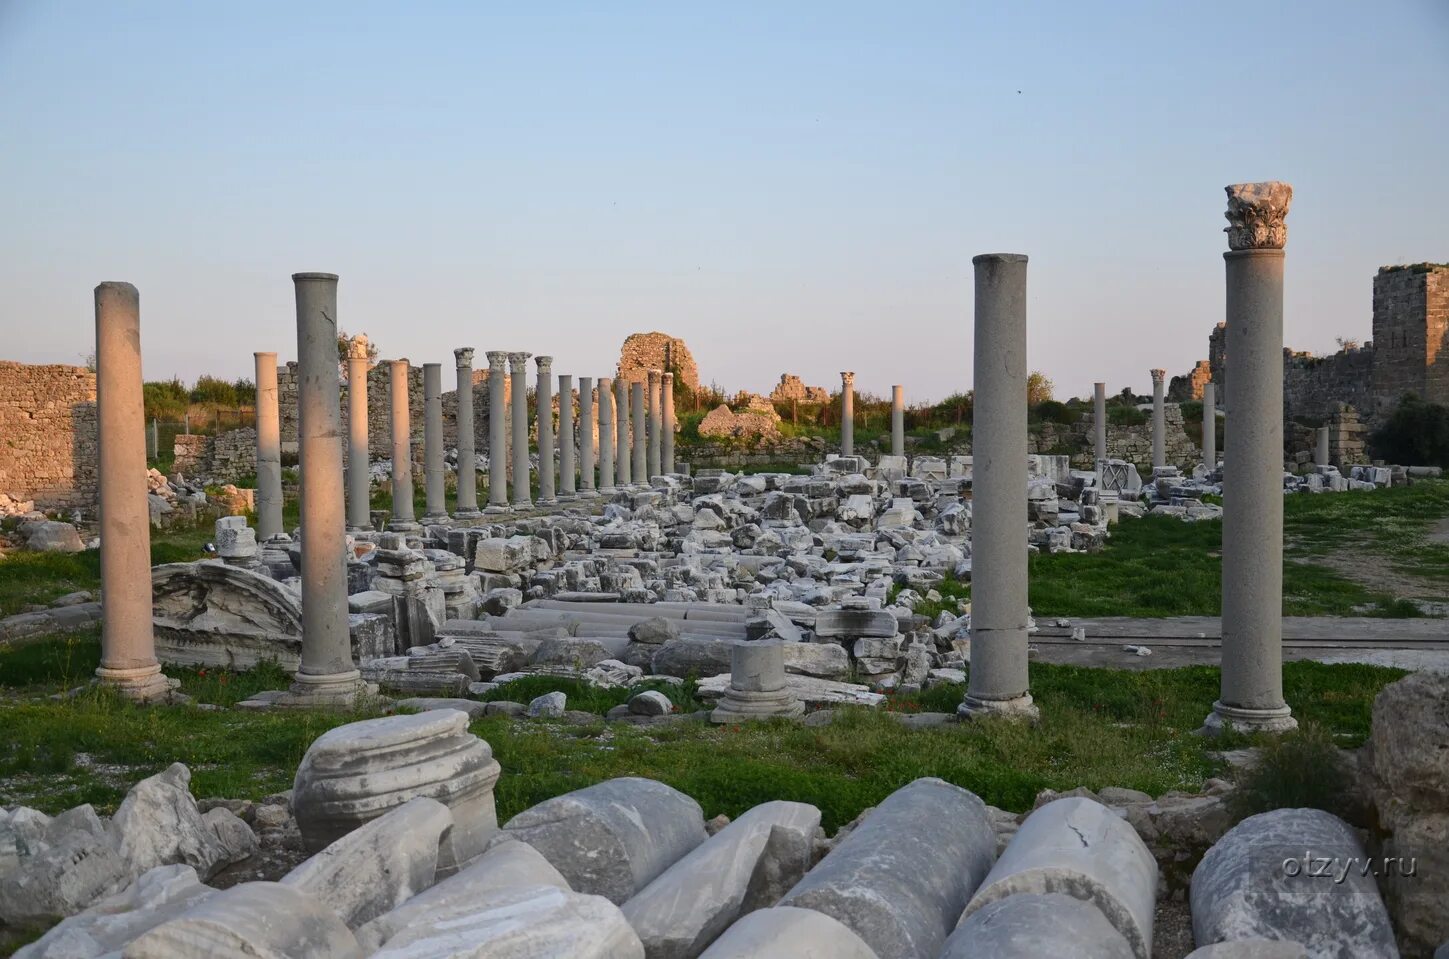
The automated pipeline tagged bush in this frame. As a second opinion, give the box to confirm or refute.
[1371,393,1449,468]
[142,378,189,421]
[1228,723,1354,822]
[1034,400,1075,425]
[1108,404,1149,426]
[190,375,253,406]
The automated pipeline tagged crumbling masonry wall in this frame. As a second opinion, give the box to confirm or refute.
[0,361,98,509]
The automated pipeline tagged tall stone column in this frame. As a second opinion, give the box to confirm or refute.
[631,380,647,485]
[254,351,285,542]
[1315,425,1330,467]
[558,374,576,499]
[1203,381,1217,470]
[509,352,532,508]
[345,336,372,531]
[615,376,631,487]
[890,385,905,457]
[598,376,616,492]
[840,372,855,457]
[960,254,1037,722]
[646,369,662,480]
[1150,368,1167,470]
[1092,382,1107,469]
[421,362,448,523]
[662,372,676,473]
[388,360,419,532]
[453,348,480,517]
[485,351,509,512]
[287,273,364,703]
[535,356,556,504]
[93,282,172,702]
[1205,181,1297,735]
[579,376,597,495]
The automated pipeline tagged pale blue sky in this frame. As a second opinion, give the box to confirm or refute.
[2,1,1446,403]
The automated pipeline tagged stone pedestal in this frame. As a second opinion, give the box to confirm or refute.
[662,372,676,474]
[646,369,662,481]
[840,372,855,457]
[388,360,420,532]
[579,376,597,496]
[1094,382,1108,469]
[254,352,285,542]
[1150,368,1167,470]
[614,376,631,488]
[422,362,448,524]
[93,282,174,702]
[1203,381,1217,470]
[454,348,480,517]
[535,356,556,504]
[891,385,904,458]
[631,381,647,486]
[1204,182,1297,736]
[345,336,373,531]
[711,641,804,723]
[599,376,617,492]
[960,254,1038,722]
[509,352,532,508]
[558,373,576,499]
[216,515,260,570]
[485,351,509,513]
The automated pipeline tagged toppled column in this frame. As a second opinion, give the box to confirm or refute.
[578,375,597,495]
[1204,182,1297,735]
[662,371,676,473]
[93,282,173,702]
[485,351,509,512]
[346,335,373,531]
[1315,424,1329,467]
[453,347,480,518]
[535,356,556,504]
[1094,381,1108,469]
[710,641,804,723]
[891,385,904,457]
[839,371,855,457]
[1150,368,1167,470]
[558,373,576,499]
[631,380,647,485]
[254,352,285,542]
[388,359,419,532]
[646,369,662,480]
[960,254,1038,721]
[422,362,448,524]
[509,352,532,508]
[1203,381,1217,470]
[615,375,631,487]
[599,376,618,492]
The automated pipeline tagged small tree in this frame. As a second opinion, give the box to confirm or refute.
[1027,371,1054,405]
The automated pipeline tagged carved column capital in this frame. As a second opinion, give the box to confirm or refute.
[1225,181,1292,251]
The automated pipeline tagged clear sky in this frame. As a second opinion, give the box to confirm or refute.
[2,1,1446,404]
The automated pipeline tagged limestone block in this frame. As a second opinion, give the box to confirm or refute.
[122,881,363,958]
[959,797,1157,959]
[25,521,85,553]
[781,641,850,680]
[14,864,216,959]
[281,796,454,928]
[292,710,501,873]
[108,763,236,880]
[629,690,674,716]
[778,778,995,959]
[651,637,740,678]
[1370,671,1449,813]
[697,906,879,959]
[0,830,131,926]
[503,777,707,904]
[814,607,897,639]
[1190,808,1396,958]
[696,672,885,708]
[941,892,1133,959]
[621,800,821,958]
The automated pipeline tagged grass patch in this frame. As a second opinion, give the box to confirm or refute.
[1228,722,1354,822]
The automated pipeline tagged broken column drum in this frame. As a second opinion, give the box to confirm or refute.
[558,373,576,498]
[960,254,1038,721]
[647,368,662,480]
[1094,381,1108,468]
[422,362,448,523]
[388,359,419,531]
[631,380,647,485]
[839,372,855,457]
[535,356,556,504]
[94,281,172,702]
[1205,182,1297,735]
[891,385,905,458]
[485,351,509,511]
[1150,368,1167,470]
[615,375,631,487]
[346,335,373,531]
[509,352,532,508]
[662,371,676,474]
[1203,381,1217,470]
[711,641,805,723]
[254,351,285,542]
[454,347,480,517]
[598,376,617,492]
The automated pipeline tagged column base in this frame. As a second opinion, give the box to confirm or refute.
[536,497,557,507]
[1198,700,1297,736]
[511,500,534,510]
[453,507,482,519]
[597,486,617,495]
[388,520,422,534]
[94,665,181,703]
[264,533,295,545]
[957,692,1039,723]
[483,504,513,515]
[238,670,379,710]
[421,512,451,525]
[710,687,806,724]
[345,524,374,534]
[557,492,577,502]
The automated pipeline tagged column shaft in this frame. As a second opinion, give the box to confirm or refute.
[388,360,417,528]
[579,376,597,493]
[890,385,904,457]
[1151,369,1167,470]
[1315,425,1329,467]
[1094,382,1108,467]
[486,352,508,509]
[840,372,855,457]
[662,372,676,473]
[346,347,372,530]
[558,374,576,497]
[510,353,532,507]
[598,376,616,491]
[254,352,284,541]
[631,381,647,484]
[535,357,555,503]
[646,369,662,480]
[1203,382,1217,470]
[615,377,631,486]
[422,362,447,522]
[454,348,479,515]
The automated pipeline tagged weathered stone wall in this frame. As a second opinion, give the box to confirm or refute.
[1035,405,1199,471]
[170,428,257,483]
[617,332,699,390]
[1373,264,1449,414]
[770,374,829,404]
[1169,360,1212,402]
[1283,345,1375,426]
[681,436,827,470]
[0,361,98,508]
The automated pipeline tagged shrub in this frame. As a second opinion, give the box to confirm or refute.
[1371,393,1449,468]
[142,378,189,421]
[1108,404,1149,426]
[1228,722,1354,822]
[1034,400,1075,425]
[190,375,253,406]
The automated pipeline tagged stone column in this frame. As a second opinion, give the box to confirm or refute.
[558,374,576,499]
[598,376,616,492]
[615,376,631,487]
[535,356,555,504]
[485,351,509,512]
[710,641,804,723]
[453,348,480,517]
[891,385,905,457]
[580,376,597,495]
[1203,381,1217,470]
[1150,368,1167,471]
[1094,382,1108,469]
[345,336,372,531]
[287,273,364,703]
[840,372,855,457]
[254,351,285,542]
[646,369,662,480]
[1315,425,1330,467]
[1205,181,1297,735]
[421,362,448,523]
[631,380,647,485]
[662,372,676,473]
[960,254,1037,722]
[388,360,419,532]
[509,352,532,508]
[93,282,172,702]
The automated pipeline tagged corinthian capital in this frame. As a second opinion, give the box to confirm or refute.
[1224,181,1292,251]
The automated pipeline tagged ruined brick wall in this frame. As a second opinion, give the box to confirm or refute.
[617,333,699,390]
[171,428,257,483]
[770,374,829,404]
[1283,346,1375,426]
[0,361,98,509]
[1062,405,1199,471]
[1373,264,1449,415]
[1168,360,1212,402]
